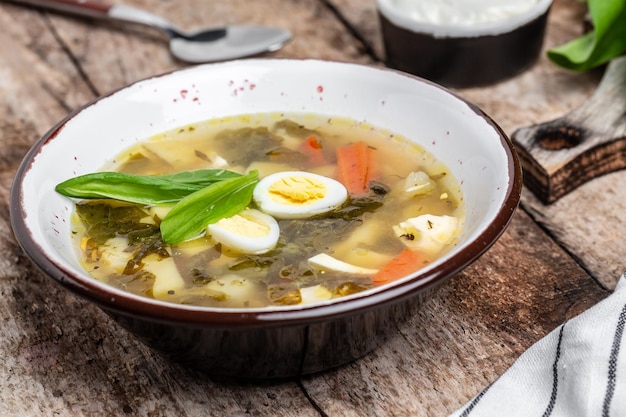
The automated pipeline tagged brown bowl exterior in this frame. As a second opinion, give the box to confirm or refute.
[379,8,550,88]
[107,284,442,378]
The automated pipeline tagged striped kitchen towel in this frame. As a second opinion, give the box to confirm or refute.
[450,271,626,417]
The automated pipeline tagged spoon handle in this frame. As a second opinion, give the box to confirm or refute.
[8,0,177,34]
[7,0,112,18]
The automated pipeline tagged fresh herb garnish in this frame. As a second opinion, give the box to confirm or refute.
[55,169,243,205]
[56,168,258,244]
[547,0,626,71]
[160,170,259,244]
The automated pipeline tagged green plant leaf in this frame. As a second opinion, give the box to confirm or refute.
[160,170,259,244]
[55,169,242,205]
[547,0,626,71]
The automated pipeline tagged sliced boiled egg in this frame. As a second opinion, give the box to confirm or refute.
[393,214,459,255]
[207,208,279,255]
[253,171,348,219]
[308,253,379,276]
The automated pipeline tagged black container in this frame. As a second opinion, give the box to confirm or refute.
[377,0,552,88]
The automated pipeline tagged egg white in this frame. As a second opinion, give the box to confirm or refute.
[393,214,459,255]
[207,209,280,255]
[253,171,348,219]
[308,253,379,276]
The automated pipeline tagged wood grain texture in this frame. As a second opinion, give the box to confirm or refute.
[0,0,617,415]
[513,55,626,203]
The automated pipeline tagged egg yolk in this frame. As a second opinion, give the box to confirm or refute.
[268,176,326,205]
[213,213,271,237]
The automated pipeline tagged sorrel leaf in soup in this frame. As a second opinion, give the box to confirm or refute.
[160,170,259,244]
[55,169,242,205]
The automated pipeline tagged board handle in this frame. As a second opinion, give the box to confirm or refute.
[513,55,626,203]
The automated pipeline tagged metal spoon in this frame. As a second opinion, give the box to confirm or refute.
[9,0,293,63]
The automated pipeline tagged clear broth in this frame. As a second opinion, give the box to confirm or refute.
[71,113,464,308]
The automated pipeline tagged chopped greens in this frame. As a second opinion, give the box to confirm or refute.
[75,203,168,275]
[75,203,151,245]
[213,127,284,166]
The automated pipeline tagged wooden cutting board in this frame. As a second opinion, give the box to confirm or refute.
[512,55,626,204]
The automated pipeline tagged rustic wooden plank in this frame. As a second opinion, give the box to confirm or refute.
[322,0,385,61]
[521,178,626,290]
[0,5,96,153]
[0,0,614,416]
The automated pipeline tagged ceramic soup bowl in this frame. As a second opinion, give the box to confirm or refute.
[11,59,521,378]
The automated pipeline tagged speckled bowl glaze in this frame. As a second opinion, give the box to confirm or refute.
[377,0,552,88]
[10,59,521,378]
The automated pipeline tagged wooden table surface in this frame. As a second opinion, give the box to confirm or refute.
[1,0,624,415]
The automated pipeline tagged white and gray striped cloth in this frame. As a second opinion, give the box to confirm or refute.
[450,271,626,417]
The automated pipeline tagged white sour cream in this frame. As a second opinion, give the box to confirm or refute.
[378,0,551,37]
[390,0,541,26]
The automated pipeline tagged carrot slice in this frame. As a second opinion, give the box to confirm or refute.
[373,248,424,285]
[336,141,373,195]
[299,135,325,166]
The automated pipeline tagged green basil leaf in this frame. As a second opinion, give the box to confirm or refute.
[160,170,259,244]
[155,169,242,185]
[55,169,242,205]
[547,0,626,71]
